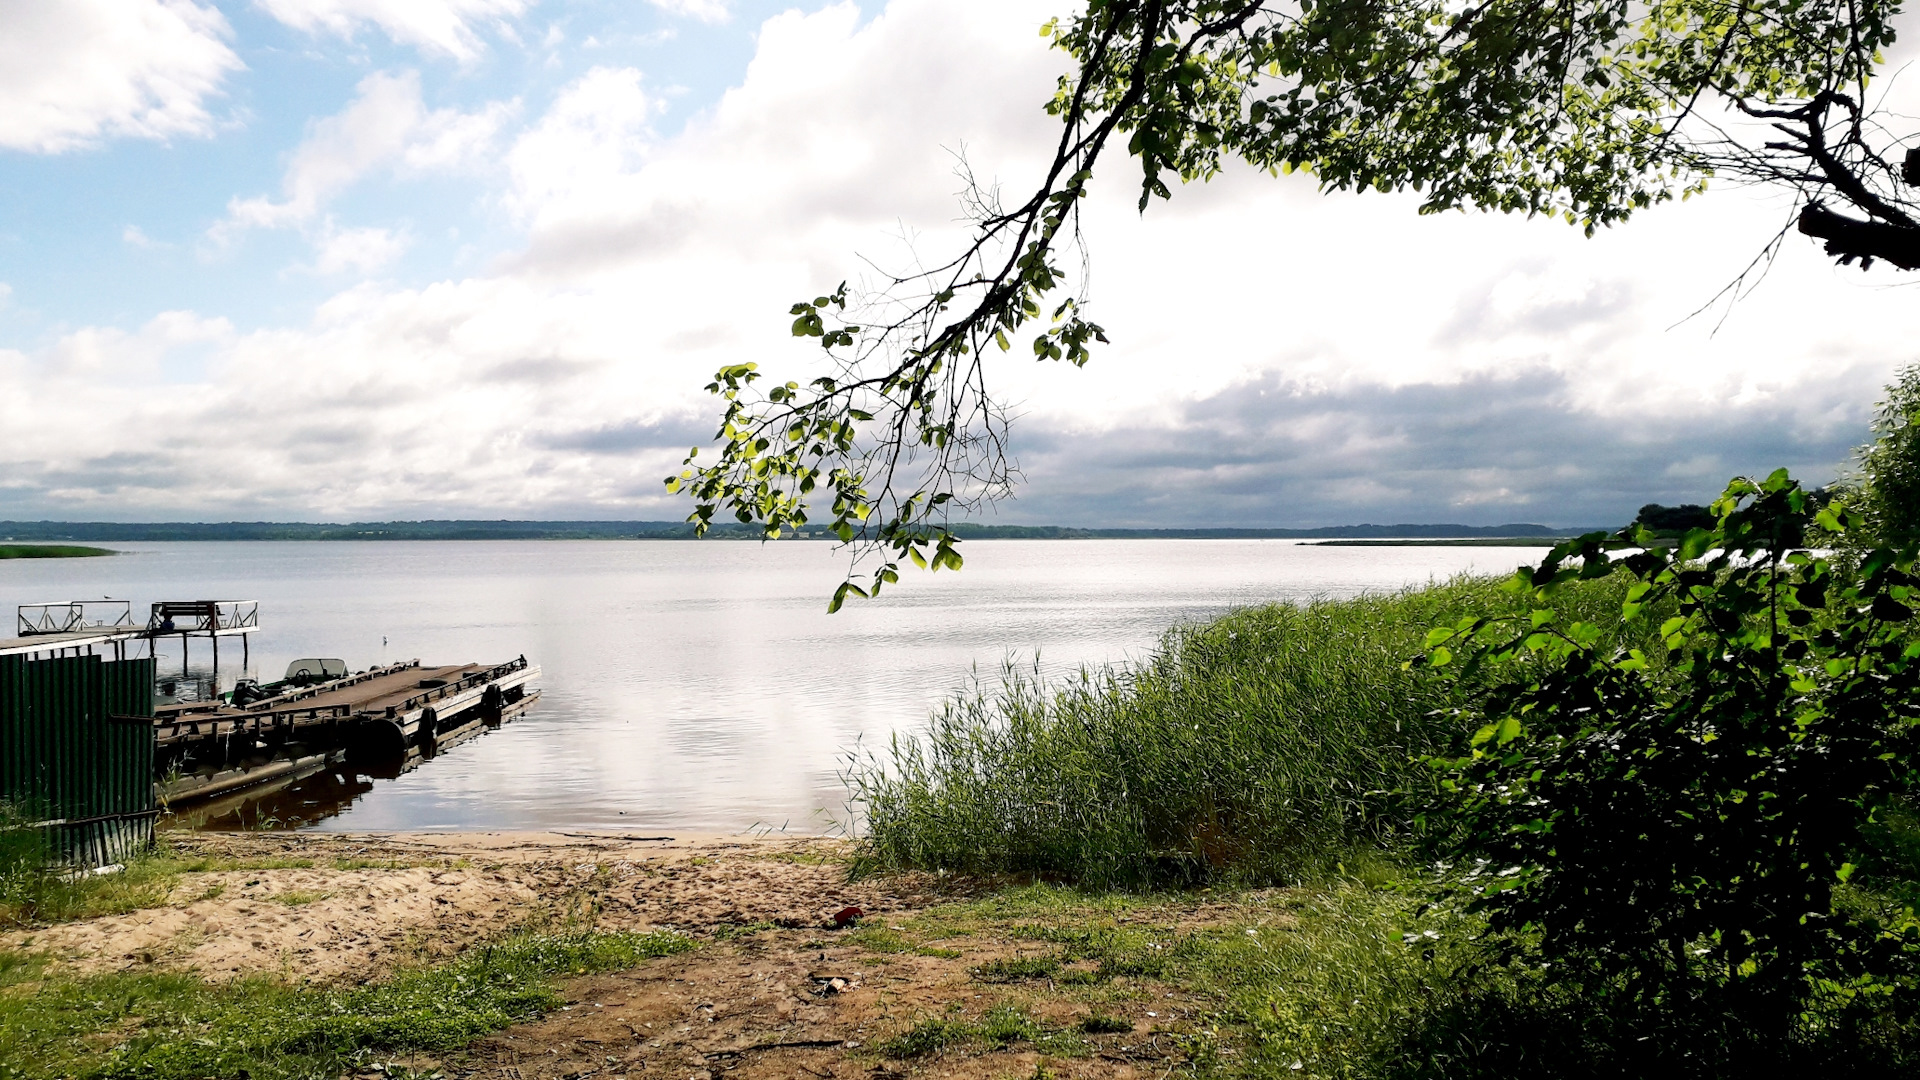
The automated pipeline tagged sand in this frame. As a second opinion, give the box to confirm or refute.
[7,830,938,982]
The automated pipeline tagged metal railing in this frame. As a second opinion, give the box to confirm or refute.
[17,601,135,637]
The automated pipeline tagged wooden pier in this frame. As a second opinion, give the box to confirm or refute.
[155,657,541,804]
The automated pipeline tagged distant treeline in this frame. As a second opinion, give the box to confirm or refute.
[0,519,1602,542]
[0,520,709,541]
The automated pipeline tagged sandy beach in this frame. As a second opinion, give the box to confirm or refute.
[12,830,1248,1079]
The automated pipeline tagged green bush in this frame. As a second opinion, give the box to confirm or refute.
[1849,363,1920,549]
[851,573,1650,886]
[1423,470,1920,1069]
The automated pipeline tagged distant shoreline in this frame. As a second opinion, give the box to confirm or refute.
[1313,538,1575,548]
[0,520,1617,543]
[0,544,116,559]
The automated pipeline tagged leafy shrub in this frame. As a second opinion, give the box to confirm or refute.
[1849,363,1920,549]
[1423,470,1920,1069]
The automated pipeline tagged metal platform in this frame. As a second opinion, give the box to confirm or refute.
[1,599,259,662]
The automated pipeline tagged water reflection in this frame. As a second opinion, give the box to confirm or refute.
[164,765,374,832]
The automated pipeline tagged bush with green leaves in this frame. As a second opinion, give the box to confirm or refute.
[1848,363,1920,551]
[1421,469,1920,1066]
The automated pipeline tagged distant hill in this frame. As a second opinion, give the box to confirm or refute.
[0,519,1603,542]
[0,520,724,541]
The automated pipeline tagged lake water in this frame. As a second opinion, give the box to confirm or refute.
[0,540,1551,833]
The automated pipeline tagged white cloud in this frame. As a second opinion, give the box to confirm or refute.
[0,0,240,154]
[646,0,730,22]
[215,70,512,242]
[255,0,530,61]
[312,222,412,274]
[41,310,232,376]
[7,0,1920,523]
[506,67,657,218]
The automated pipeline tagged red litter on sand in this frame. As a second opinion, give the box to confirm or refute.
[833,906,864,927]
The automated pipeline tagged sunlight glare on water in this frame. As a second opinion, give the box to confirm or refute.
[0,539,1551,832]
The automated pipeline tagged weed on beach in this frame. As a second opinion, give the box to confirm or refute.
[0,930,692,1080]
[849,574,1652,887]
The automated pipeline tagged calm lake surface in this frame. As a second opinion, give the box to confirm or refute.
[0,540,1551,833]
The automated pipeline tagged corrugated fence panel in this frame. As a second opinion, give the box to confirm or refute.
[0,654,157,868]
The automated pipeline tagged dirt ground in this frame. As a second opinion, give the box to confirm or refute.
[7,830,935,981]
[15,831,1236,1078]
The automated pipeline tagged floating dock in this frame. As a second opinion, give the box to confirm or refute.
[154,657,541,803]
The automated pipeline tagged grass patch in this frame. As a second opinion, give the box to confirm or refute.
[271,889,329,906]
[0,545,114,559]
[0,850,178,926]
[886,874,1920,1078]
[970,954,1062,982]
[0,830,457,927]
[753,849,848,867]
[1079,1012,1131,1033]
[876,1004,1084,1060]
[876,1015,974,1058]
[851,573,1651,887]
[0,930,693,1080]
[849,927,915,953]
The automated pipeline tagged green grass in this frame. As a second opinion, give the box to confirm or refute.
[0,930,693,1080]
[876,1003,1085,1060]
[851,573,1650,886]
[970,954,1063,982]
[870,878,1920,1078]
[0,545,114,559]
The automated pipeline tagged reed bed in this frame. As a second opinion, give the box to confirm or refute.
[849,573,1642,886]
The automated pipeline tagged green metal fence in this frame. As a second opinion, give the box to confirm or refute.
[0,654,156,868]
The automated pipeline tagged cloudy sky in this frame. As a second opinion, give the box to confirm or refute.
[0,0,1914,529]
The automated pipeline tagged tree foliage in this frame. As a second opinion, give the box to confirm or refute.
[1420,470,1920,1055]
[670,0,1914,604]
[1633,501,1718,535]
[1850,364,1920,551]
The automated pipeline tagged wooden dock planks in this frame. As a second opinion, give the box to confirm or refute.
[155,657,540,805]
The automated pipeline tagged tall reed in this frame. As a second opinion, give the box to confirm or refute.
[849,573,1640,886]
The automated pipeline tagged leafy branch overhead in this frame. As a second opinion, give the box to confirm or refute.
[672,0,1913,608]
